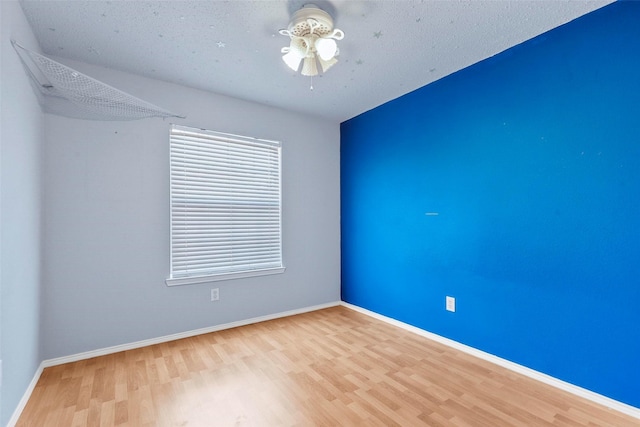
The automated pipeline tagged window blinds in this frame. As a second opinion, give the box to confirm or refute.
[169,125,283,284]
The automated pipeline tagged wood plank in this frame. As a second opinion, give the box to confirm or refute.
[16,306,639,426]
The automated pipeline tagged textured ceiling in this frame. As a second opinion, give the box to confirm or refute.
[19,0,612,123]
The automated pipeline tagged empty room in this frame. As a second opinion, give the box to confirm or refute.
[1,0,639,426]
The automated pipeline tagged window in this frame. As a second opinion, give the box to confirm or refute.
[167,125,284,286]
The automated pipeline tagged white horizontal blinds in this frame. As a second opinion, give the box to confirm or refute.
[170,125,282,280]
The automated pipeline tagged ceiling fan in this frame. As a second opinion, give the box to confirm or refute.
[279,3,345,78]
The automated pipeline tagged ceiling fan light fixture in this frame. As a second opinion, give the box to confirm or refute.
[279,4,344,78]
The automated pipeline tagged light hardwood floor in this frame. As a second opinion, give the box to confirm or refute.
[17,306,639,426]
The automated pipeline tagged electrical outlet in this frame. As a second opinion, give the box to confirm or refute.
[211,288,219,301]
[446,296,456,312]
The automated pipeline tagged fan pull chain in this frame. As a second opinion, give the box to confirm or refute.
[310,75,314,91]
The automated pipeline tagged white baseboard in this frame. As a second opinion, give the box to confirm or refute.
[341,301,640,421]
[11,300,636,424]
[6,301,340,426]
[41,301,340,368]
[6,362,44,427]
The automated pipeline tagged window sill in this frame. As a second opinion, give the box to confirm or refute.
[166,267,286,287]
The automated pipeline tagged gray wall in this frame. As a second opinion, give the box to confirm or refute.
[41,59,341,360]
[0,3,340,420]
[1,2,44,425]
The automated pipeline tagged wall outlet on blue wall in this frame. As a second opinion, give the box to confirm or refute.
[446,296,456,312]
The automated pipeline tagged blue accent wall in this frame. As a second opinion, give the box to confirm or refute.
[341,2,640,408]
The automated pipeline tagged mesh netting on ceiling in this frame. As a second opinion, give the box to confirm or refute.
[12,41,185,121]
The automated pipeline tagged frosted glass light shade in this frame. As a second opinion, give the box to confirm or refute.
[315,38,337,61]
[282,51,302,71]
[301,56,318,76]
[290,37,309,57]
[319,56,338,73]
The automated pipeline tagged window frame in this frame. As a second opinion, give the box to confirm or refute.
[166,124,285,286]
